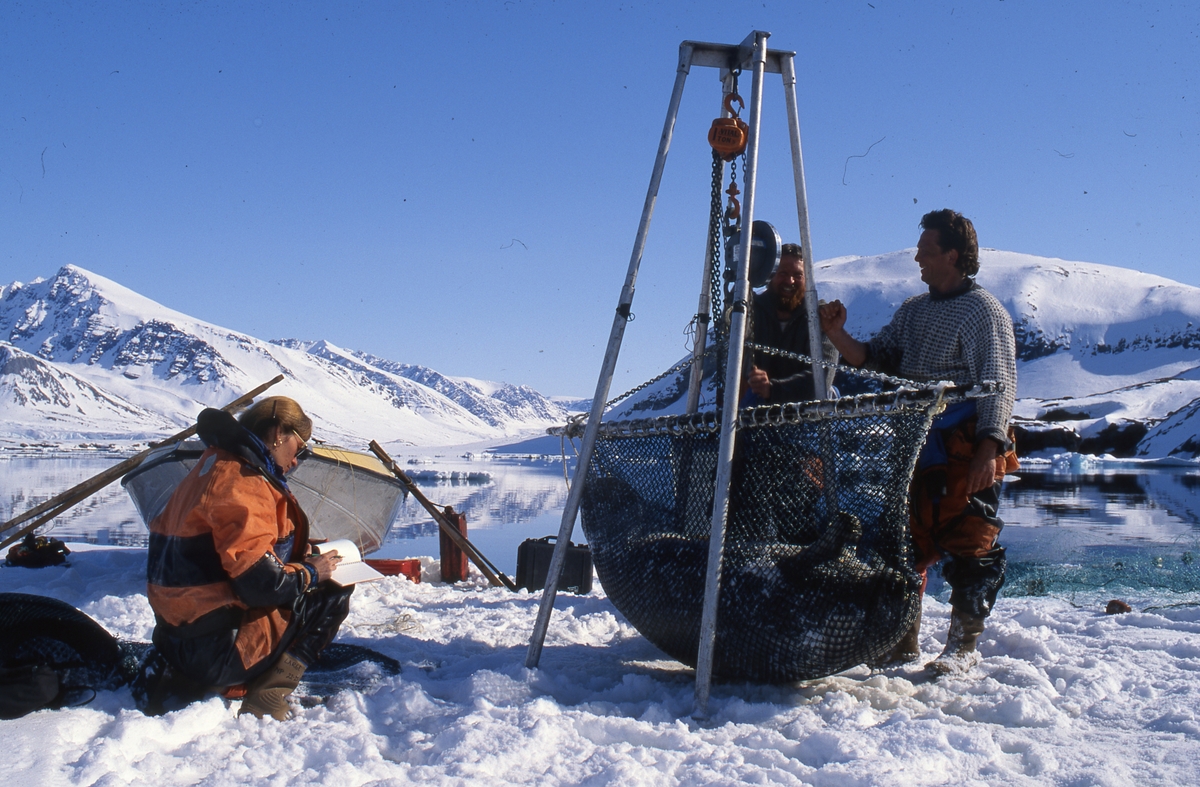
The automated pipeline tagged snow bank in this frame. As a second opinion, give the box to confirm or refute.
[3,545,1199,786]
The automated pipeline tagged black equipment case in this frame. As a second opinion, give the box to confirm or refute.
[515,536,593,594]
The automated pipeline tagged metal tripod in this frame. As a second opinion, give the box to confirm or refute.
[524,30,824,718]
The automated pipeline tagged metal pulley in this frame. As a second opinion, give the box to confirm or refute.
[725,220,782,289]
[708,93,749,161]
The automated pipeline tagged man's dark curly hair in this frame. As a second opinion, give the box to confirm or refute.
[920,209,979,276]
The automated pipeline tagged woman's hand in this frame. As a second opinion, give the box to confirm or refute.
[305,550,341,582]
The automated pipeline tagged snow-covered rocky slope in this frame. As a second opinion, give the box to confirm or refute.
[608,249,1200,461]
[5,253,1199,459]
[0,266,569,448]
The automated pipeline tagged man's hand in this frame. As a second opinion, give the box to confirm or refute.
[817,300,868,367]
[965,440,1000,494]
[306,550,341,582]
[818,300,847,334]
[747,366,771,399]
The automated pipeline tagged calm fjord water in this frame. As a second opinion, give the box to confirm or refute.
[4,454,1199,591]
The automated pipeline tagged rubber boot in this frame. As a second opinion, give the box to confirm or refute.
[927,609,985,675]
[869,607,922,668]
[238,652,306,721]
[131,647,208,716]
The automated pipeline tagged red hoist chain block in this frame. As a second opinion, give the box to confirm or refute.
[708,92,749,161]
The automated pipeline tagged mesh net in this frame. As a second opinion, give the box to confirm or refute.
[578,395,943,683]
[0,592,128,694]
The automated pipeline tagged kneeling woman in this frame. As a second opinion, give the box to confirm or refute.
[146,396,350,720]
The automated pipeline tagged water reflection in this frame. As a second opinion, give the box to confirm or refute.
[0,453,573,576]
[4,454,1199,592]
[0,454,148,547]
[996,466,1200,595]
[373,458,572,575]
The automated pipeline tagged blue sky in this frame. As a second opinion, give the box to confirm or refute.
[2,1,1196,397]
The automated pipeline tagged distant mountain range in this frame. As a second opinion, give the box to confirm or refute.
[607,249,1200,462]
[4,253,1200,460]
[0,266,571,448]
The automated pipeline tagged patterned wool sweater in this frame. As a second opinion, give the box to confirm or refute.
[866,281,1017,444]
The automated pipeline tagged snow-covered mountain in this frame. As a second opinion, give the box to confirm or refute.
[0,266,570,448]
[6,254,1200,459]
[609,249,1200,461]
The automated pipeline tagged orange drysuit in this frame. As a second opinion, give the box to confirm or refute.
[909,402,1018,618]
[146,409,351,691]
[147,446,314,673]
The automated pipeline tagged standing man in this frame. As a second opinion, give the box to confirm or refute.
[818,209,1018,674]
[745,243,838,404]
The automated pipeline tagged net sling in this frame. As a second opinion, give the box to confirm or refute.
[573,387,956,683]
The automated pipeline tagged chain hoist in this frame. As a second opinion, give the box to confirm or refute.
[702,68,753,404]
[707,92,749,161]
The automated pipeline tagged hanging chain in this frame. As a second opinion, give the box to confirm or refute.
[605,354,702,410]
[720,65,742,307]
[707,150,725,334]
[724,156,741,294]
[566,341,990,439]
[689,148,726,356]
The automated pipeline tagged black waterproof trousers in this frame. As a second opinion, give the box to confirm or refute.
[153,583,354,689]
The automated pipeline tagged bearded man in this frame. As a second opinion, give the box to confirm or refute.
[744,243,838,404]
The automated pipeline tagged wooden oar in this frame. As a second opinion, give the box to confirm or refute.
[0,375,285,550]
[368,440,518,591]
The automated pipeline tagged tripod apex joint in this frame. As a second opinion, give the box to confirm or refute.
[681,31,793,75]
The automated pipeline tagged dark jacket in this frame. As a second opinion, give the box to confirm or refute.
[747,289,838,403]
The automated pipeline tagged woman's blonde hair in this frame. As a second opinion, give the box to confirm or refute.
[238,396,313,443]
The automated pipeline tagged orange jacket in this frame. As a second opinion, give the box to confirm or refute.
[147,447,314,671]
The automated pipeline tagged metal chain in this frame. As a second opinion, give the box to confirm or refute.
[560,341,1002,439]
[687,149,726,357]
[744,341,1005,394]
[562,350,715,435]
[723,157,741,293]
[718,64,741,308]
[604,353,706,411]
[714,154,742,401]
[550,382,1000,440]
[707,149,725,330]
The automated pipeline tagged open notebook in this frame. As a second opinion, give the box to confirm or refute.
[312,539,384,586]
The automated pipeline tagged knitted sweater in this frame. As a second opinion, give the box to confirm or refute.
[866,281,1016,444]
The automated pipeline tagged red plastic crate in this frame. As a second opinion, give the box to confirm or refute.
[364,558,421,583]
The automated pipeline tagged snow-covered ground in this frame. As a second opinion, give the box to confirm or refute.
[4,544,1200,786]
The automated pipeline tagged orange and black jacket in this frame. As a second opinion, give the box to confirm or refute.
[147,409,316,672]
